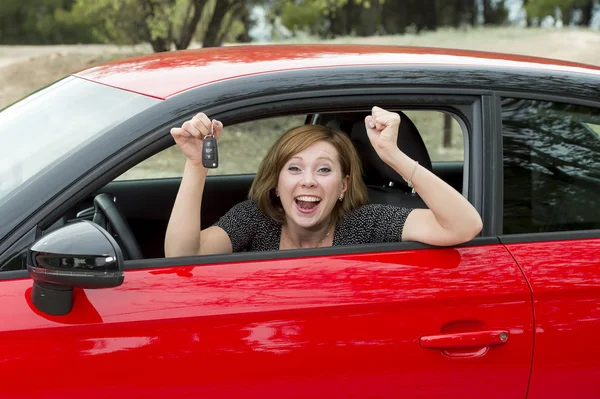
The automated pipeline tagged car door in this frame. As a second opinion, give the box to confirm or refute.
[1,240,531,398]
[498,96,600,398]
[0,95,534,398]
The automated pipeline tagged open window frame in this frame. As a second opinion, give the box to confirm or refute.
[117,92,489,269]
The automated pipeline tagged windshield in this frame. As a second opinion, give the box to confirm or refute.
[0,77,159,205]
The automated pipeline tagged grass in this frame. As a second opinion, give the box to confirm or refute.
[588,123,600,136]
[118,111,464,180]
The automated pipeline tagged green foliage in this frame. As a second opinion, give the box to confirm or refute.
[0,0,251,49]
[272,0,510,38]
[483,0,509,25]
[525,0,575,19]
[0,0,99,44]
[67,0,251,51]
[280,1,322,34]
[525,0,596,25]
[275,0,385,37]
[70,0,153,45]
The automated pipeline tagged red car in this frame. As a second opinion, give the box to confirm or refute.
[0,45,599,398]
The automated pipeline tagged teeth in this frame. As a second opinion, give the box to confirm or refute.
[295,196,321,202]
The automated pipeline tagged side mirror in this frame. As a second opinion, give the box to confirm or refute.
[27,221,124,315]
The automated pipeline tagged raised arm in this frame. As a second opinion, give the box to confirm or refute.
[365,107,483,246]
[164,113,232,257]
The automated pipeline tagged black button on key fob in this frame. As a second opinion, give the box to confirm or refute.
[202,136,218,168]
[202,122,218,168]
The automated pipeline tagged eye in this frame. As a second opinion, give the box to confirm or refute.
[318,167,332,173]
[288,166,301,172]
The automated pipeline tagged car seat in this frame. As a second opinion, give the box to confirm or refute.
[348,111,430,209]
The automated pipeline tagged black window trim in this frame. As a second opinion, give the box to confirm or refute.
[481,94,504,236]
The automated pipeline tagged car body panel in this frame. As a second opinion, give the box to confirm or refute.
[504,238,600,399]
[1,245,533,398]
[74,44,600,99]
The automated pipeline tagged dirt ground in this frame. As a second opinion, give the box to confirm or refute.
[0,47,148,109]
[1,28,599,109]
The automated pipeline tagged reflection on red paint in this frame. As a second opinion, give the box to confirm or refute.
[506,238,600,399]
[25,286,103,324]
[1,244,533,398]
[74,44,600,99]
[337,248,462,269]
[150,266,194,278]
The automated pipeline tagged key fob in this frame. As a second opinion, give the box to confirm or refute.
[202,135,218,168]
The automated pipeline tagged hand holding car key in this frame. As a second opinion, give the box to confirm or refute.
[170,112,222,169]
[202,122,219,168]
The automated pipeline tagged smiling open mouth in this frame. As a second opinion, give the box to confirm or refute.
[295,195,322,211]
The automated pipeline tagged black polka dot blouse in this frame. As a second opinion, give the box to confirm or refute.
[214,200,413,252]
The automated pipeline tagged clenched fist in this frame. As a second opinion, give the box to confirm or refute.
[171,112,223,167]
[364,106,401,163]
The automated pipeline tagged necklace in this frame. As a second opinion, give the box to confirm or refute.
[284,225,332,249]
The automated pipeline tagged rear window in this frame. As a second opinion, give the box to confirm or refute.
[501,98,600,234]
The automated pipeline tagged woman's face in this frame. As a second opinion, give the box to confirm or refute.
[277,140,348,230]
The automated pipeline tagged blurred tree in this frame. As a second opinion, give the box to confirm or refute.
[482,0,508,25]
[524,0,595,26]
[69,0,253,51]
[276,0,385,38]
[443,114,453,148]
[273,0,509,38]
[566,0,595,26]
[203,0,249,47]
[381,0,437,34]
[0,0,99,44]
[525,0,571,24]
[522,0,533,26]
[581,0,595,25]
[277,1,323,36]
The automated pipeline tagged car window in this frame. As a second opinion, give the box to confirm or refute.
[501,98,600,234]
[117,115,306,180]
[0,77,158,205]
[404,111,464,162]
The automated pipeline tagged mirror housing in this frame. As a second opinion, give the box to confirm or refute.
[27,221,124,315]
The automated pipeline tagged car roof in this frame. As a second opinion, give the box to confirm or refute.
[73,44,600,100]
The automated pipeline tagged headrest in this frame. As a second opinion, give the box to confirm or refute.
[350,111,432,188]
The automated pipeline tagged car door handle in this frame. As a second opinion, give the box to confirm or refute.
[420,330,509,350]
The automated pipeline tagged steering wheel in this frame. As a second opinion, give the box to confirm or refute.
[92,193,143,260]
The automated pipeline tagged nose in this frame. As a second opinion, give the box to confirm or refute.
[301,171,317,187]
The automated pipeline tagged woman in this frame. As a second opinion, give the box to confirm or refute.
[165,106,482,256]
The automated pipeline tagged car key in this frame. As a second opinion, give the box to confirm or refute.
[202,122,218,168]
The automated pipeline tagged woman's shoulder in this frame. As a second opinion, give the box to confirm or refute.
[230,199,259,213]
[338,203,413,229]
[345,203,411,217]
[227,199,277,225]
[334,204,414,245]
